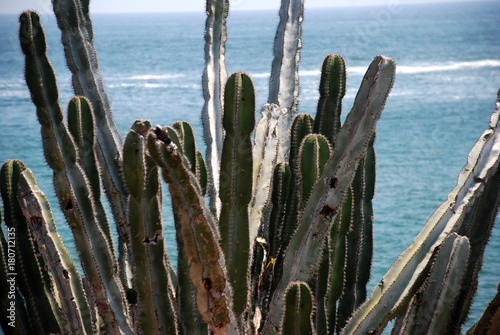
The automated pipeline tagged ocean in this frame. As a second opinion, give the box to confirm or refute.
[1,1,499,331]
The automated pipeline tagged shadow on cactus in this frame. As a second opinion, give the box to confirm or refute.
[1,0,499,334]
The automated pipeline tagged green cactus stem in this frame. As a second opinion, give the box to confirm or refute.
[123,122,160,334]
[52,1,131,288]
[148,127,233,334]
[0,159,61,334]
[52,0,127,209]
[17,168,94,335]
[19,11,132,334]
[341,90,500,335]
[390,233,470,335]
[313,54,346,145]
[67,96,115,255]
[337,138,375,331]
[298,134,332,208]
[123,120,178,334]
[281,282,315,335]
[262,55,396,334]
[219,72,255,316]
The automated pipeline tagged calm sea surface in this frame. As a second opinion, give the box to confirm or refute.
[1,1,499,331]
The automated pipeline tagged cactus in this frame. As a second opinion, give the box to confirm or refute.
[281,282,315,334]
[1,1,500,335]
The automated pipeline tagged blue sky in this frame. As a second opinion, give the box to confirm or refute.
[0,0,481,14]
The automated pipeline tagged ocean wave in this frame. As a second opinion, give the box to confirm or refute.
[123,73,187,80]
[348,59,500,75]
[108,82,200,89]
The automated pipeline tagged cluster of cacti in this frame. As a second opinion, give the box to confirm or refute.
[1,0,499,334]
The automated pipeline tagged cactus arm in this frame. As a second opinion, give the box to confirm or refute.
[281,282,315,335]
[172,202,208,335]
[298,134,332,208]
[197,150,208,196]
[341,90,500,334]
[250,103,290,250]
[391,233,470,335]
[262,55,396,334]
[148,128,234,334]
[123,124,160,334]
[17,168,94,335]
[0,159,61,334]
[313,54,346,145]
[337,148,374,330]
[356,137,375,306]
[68,96,130,295]
[19,11,132,334]
[218,72,255,316]
[278,113,314,261]
[143,152,179,334]
[445,90,500,333]
[173,121,197,173]
[268,0,304,150]
[123,120,178,334]
[267,162,292,261]
[51,1,130,268]
[466,283,500,335]
[67,96,115,254]
[202,0,229,216]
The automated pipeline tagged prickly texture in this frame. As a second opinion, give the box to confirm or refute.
[446,91,500,334]
[313,54,346,145]
[268,0,304,154]
[197,150,208,196]
[279,113,314,260]
[390,233,470,335]
[325,187,353,335]
[281,282,315,335]
[51,1,130,285]
[336,137,375,331]
[18,11,132,334]
[0,159,60,334]
[202,0,229,216]
[219,72,255,316]
[267,162,292,261]
[250,103,290,250]
[262,55,396,334]
[148,127,232,334]
[341,88,500,335]
[123,121,161,334]
[67,95,115,257]
[51,0,126,203]
[298,134,332,208]
[17,168,94,335]
[125,120,178,334]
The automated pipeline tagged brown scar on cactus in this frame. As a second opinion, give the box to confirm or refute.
[320,204,337,220]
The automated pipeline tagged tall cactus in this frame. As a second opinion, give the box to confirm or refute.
[3,1,500,335]
[219,72,255,317]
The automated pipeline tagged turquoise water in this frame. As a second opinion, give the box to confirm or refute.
[1,1,500,331]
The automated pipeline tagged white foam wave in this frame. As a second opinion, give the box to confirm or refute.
[348,59,500,75]
[108,82,200,89]
[124,73,186,80]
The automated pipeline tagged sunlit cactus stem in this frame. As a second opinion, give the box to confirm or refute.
[219,72,255,317]
[313,54,346,145]
[281,282,315,334]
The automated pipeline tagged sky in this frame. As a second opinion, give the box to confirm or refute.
[0,0,482,14]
